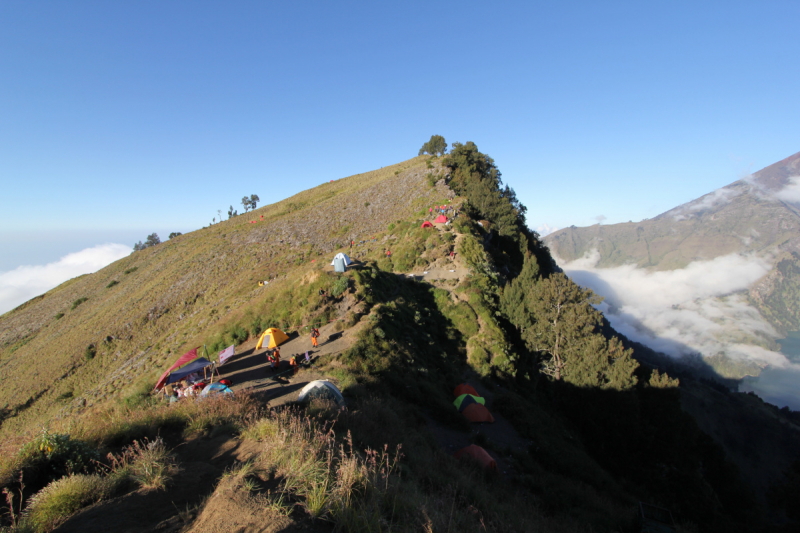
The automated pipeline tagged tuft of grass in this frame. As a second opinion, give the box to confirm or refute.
[23,474,110,532]
[106,436,177,491]
[53,313,64,320]
[105,280,119,289]
[123,267,138,275]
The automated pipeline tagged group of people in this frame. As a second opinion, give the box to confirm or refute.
[164,378,232,402]
[429,204,458,217]
[265,328,320,375]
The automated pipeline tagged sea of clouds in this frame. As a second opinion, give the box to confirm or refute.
[0,243,131,315]
[558,250,800,409]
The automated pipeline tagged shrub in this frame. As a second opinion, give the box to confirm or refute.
[123,267,138,275]
[105,280,119,289]
[70,298,88,310]
[330,276,349,298]
[13,430,100,489]
[84,345,96,361]
[54,313,64,320]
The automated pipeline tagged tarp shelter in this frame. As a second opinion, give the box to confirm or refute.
[165,358,214,385]
[298,380,345,407]
[454,445,497,471]
[330,253,352,267]
[255,328,290,350]
[454,383,479,397]
[434,215,448,223]
[421,221,433,229]
[154,347,199,391]
[462,403,495,423]
[200,382,233,398]
[454,393,485,410]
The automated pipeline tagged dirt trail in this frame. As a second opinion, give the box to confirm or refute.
[219,318,364,407]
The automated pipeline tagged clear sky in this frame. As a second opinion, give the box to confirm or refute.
[2,0,799,271]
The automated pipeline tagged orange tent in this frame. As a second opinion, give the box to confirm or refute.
[462,403,495,423]
[454,445,497,470]
[421,221,433,228]
[434,215,447,223]
[454,383,479,397]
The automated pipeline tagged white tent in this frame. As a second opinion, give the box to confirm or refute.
[330,253,353,267]
[298,380,345,407]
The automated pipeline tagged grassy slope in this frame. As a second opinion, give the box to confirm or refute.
[0,156,449,447]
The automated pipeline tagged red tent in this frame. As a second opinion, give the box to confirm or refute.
[454,445,497,470]
[454,383,479,397]
[154,347,199,391]
[434,215,447,223]
[421,221,433,228]
[462,403,495,423]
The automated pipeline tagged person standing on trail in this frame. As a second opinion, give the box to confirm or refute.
[290,355,298,375]
[386,249,391,258]
[272,347,281,371]
[429,206,433,216]
[450,250,455,260]
[311,328,318,348]
[350,240,354,250]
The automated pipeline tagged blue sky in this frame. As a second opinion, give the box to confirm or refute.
[2,1,799,271]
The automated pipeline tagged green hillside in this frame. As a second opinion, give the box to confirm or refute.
[1,144,798,532]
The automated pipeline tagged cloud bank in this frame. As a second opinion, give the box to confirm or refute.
[774,175,800,204]
[0,243,131,315]
[558,250,800,407]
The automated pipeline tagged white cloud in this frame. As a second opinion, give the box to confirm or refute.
[774,175,800,204]
[0,243,131,314]
[668,186,744,219]
[535,223,559,236]
[560,250,786,368]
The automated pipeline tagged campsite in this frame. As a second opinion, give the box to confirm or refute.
[2,148,798,533]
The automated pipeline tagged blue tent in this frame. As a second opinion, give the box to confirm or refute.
[165,357,213,385]
[200,382,233,397]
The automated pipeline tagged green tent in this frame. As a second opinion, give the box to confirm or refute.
[454,393,485,410]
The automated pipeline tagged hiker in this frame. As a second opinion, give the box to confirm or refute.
[386,249,391,258]
[304,351,310,363]
[273,346,281,370]
[350,240,354,250]
[311,328,318,348]
[450,250,455,260]
[290,355,298,375]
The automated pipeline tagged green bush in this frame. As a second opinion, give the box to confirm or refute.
[84,345,96,361]
[54,313,64,320]
[123,267,138,275]
[330,275,349,298]
[70,298,88,310]
[105,280,119,289]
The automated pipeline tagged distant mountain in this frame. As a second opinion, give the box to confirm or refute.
[545,151,800,380]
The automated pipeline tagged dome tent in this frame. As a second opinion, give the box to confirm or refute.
[421,221,433,228]
[330,253,353,267]
[462,403,495,423]
[454,393,485,410]
[454,445,497,471]
[255,327,290,350]
[200,382,233,398]
[298,380,345,407]
[454,383,479,397]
